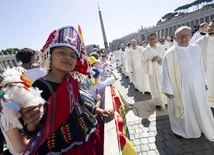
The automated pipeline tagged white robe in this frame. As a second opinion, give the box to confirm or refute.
[191,31,206,43]
[127,47,150,92]
[161,44,214,141]
[119,50,125,74]
[142,45,167,108]
[124,48,133,83]
[196,35,214,107]
[113,50,120,65]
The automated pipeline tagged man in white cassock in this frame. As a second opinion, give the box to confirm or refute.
[119,44,126,74]
[196,20,214,108]
[190,22,208,43]
[142,33,167,110]
[161,26,214,141]
[113,48,120,66]
[127,39,150,93]
[124,42,133,83]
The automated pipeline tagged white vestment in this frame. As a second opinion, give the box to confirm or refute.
[191,31,206,43]
[127,47,150,92]
[119,50,125,74]
[196,35,214,107]
[142,45,167,108]
[113,50,120,65]
[161,44,214,140]
[124,48,133,83]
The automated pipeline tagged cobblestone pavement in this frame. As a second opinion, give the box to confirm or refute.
[113,68,214,155]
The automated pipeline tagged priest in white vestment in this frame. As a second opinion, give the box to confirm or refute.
[190,22,208,43]
[127,39,150,92]
[119,44,126,74]
[142,33,167,110]
[196,20,214,108]
[113,48,121,66]
[161,26,214,141]
[124,43,133,83]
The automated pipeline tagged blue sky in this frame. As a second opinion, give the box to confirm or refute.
[0,0,194,50]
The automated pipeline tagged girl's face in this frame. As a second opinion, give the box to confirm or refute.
[51,47,77,73]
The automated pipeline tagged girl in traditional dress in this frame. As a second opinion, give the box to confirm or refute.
[19,26,113,154]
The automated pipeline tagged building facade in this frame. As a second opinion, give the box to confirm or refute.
[0,54,17,69]
[109,5,214,51]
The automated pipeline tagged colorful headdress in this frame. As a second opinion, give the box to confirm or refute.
[39,26,91,82]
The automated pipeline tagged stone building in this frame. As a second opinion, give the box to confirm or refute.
[109,32,138,51]
[109,5,214,51]
[0,54,17,69]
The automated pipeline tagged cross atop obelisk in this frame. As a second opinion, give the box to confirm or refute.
[97,3,109,53]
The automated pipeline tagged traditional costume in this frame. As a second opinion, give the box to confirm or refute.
[161,43,214,140]
[23,26,104,155]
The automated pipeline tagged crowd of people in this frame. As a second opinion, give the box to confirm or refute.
[0,19,213,154]
[111,20,214,141]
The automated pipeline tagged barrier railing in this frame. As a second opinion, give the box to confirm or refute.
[104,86,122,155]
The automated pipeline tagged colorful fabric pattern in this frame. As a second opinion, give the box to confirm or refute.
[23,75,103,155]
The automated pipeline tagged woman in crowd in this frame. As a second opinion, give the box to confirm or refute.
[16,48,46,82]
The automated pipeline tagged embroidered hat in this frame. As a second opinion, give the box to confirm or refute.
[41,26,82,57]
[40,26,82,72]
[92,68,100,79]
[39,26,91,80]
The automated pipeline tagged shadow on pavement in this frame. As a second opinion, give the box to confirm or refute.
[154,114,214,155]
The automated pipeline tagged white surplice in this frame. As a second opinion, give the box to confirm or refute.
[119,50,125,74]
[113,50,120,66]
[124,48,134,83]
[142,45,167,108]
[127,47,150,92]
[161,44,214,141]
[196,35,214,107]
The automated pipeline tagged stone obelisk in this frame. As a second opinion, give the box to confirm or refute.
[98,3,108,53]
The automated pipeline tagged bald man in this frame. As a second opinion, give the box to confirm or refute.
[161,26,214,141]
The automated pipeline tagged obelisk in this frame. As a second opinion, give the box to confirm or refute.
[98,3,108,53]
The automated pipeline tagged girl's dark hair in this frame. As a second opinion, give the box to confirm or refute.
[16,48,36,63]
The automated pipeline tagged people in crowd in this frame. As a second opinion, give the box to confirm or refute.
[118,44,126,75]
[158,37,168,51]
[89,68,115,109]
[126,39,150,93]
[161,26,214,141]
[190,22,208,43]
[142,33,167,110]
[196,19,214,108]
[15,48,46,82]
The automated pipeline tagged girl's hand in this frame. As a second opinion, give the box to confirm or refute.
[95,108,114,118]
[21,104,43,132]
